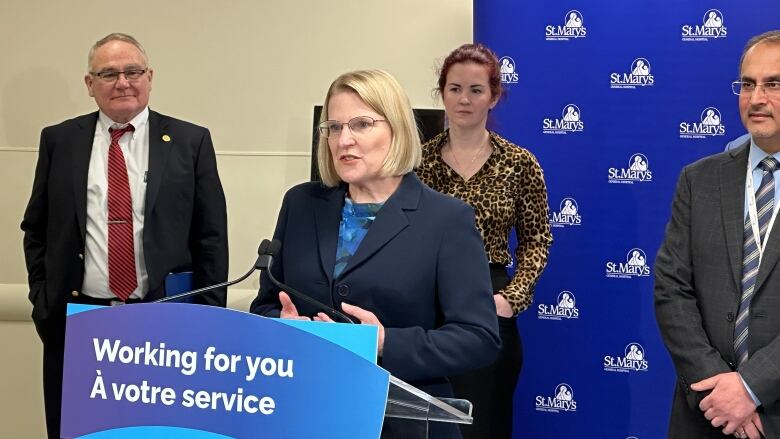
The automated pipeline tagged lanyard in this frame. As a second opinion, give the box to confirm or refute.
[745,160,779,262]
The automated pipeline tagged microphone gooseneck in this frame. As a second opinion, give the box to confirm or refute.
[152,266,254,304]
[155,239,355,324]
[262,239,355,324]
[154,240,273,304]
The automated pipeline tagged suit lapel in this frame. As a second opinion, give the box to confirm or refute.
[756,221,780,294]
[314,185,346,285]
[339,174,421,278]
[721,145,749,295]
[72,113,99,242]
[755,156,780,292]
[145,111,173,214]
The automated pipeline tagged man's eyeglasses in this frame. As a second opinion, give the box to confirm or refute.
[731,80,780,96]
[318,116,387,139]
[90,69,149,83]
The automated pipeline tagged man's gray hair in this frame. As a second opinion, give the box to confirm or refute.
[87,33,148,70]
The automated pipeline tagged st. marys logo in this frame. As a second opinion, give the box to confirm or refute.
[549,197,582,228]
[546,10,587,41]
[610,58,654,89]
[681,9,727,41]
[543,104,584,135]
[499,56,519,84]
[608,153,653,184]
[536,383,577,413]
[604,342,649,373]
[538,291,580,320]
[606,248,651,279]
[680,107,726,138]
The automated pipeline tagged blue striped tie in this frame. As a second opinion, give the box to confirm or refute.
[734,156,779,365]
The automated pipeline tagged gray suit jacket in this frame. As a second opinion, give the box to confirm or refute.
[655,140,780,438]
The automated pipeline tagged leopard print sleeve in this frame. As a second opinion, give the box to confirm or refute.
[498,146,553,314]
[418,131,553,314]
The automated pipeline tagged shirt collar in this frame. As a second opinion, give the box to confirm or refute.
[97,106,149,134]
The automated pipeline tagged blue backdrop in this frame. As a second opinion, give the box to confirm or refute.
[474,3,778,438]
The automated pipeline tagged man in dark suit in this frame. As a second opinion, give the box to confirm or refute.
[655,30,780,439]
[21,33,228,438]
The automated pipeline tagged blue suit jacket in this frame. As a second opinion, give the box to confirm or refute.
[251,173,500,396]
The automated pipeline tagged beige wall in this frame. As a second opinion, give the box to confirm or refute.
[0,0,472,434]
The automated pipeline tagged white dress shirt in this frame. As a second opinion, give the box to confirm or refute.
[82,107,150,299]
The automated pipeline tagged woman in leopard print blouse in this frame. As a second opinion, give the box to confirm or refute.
[417,43,553,439]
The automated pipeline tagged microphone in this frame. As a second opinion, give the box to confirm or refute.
[259,239,355,324]
[254,239,275,271]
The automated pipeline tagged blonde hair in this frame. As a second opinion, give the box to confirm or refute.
[317,69,421,187]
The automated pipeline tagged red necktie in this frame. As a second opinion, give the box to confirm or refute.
[107,125,137,301]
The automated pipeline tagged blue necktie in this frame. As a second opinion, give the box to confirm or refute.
[734,157,779,365]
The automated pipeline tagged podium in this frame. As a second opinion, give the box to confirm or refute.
[385,376,473,437]
[60,303,472,438]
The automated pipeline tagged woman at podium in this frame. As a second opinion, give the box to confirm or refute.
[250,69,500,438]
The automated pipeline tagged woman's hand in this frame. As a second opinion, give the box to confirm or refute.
[316,303,386,356]
[279,291,311,320]
[494,294,514,318]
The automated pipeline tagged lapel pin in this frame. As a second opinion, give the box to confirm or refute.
[162,134,171,142]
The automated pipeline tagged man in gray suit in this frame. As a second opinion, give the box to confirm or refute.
[655,30,780,439]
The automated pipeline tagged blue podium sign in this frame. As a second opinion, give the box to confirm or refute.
[61,304,389,439]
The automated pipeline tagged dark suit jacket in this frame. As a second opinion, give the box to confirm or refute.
[21,110,229,343]
[250,173,500,406]
[655,141,780,438]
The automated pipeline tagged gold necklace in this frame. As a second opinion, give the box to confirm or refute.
[447,136,488,178]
